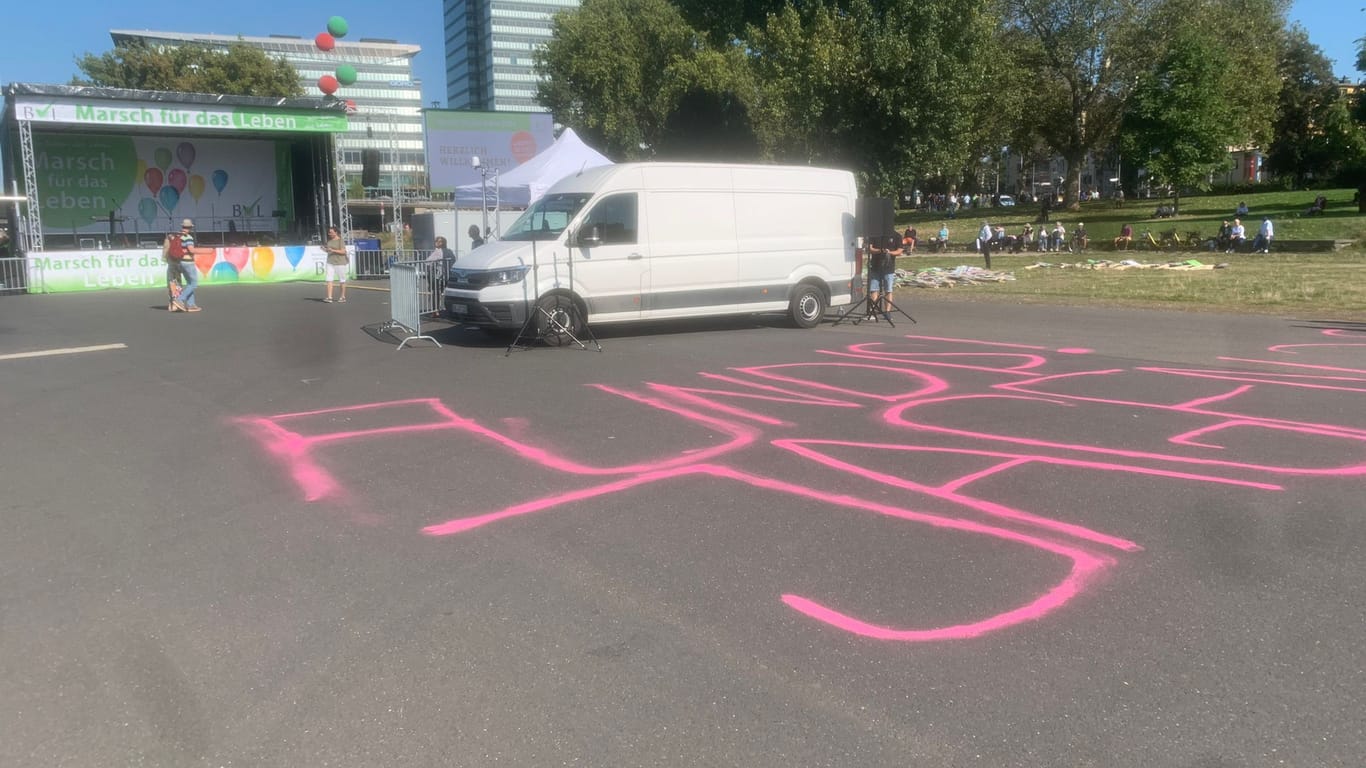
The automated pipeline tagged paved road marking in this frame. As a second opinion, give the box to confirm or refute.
[0,343,128,361]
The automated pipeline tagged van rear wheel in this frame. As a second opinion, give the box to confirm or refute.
[535,294,585,346]
[789,284,826,328]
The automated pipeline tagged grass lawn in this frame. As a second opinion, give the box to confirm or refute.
[892,188,1366,319]
[896,187,1366,246]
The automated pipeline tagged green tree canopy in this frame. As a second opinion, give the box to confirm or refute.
[1120,25,1240,212]
[536,0,699,160]
[1265,26,1361,187]
[73,40,302,97]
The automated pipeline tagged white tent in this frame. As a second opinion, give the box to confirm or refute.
[453,128,613,208]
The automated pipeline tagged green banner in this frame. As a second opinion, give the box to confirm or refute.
[15,97,348,133]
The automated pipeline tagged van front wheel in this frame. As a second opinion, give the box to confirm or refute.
[789,285,826,328]
[535,293,585,346]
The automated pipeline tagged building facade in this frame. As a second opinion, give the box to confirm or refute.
[444,0,578,112]
[110,30,425,195]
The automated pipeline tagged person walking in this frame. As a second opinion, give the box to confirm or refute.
[323,226,349,303]
[170,219,202,312]
[162,229,185,311]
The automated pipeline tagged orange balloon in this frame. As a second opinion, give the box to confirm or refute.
[251,247,275,278]
[194,246,216,276]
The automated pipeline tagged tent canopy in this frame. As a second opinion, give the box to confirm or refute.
[454,128,612,208]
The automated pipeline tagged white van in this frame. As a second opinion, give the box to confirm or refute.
[442,162,857,340]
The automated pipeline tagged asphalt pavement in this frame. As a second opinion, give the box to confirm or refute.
[1,281,1362,767]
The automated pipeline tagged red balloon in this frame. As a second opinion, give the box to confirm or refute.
[315,32,336,51]
[318,75,339,95]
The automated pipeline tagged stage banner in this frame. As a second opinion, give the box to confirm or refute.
[31,133,286,237]
[28,246,353,293]
[424,110,554,192]
[12,97,348,133]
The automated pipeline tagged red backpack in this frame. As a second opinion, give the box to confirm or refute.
[165,236,184,263]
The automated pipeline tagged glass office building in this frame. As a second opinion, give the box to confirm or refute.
[444,0,579,112]
[110,30,425,194]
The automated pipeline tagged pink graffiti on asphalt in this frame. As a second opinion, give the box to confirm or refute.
[235,331,1362,641]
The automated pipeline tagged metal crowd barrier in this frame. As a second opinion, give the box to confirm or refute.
[0,256,42,295]
[354,249,428,280]
[382,258,452,349]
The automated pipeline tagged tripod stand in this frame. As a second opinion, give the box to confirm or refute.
[506,239,603,354]
[832,289,916,327]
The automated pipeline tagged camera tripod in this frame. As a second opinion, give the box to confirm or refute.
[505,239,603,355]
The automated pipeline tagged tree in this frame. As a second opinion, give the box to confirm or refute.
[1120,26,1240,214]
[1341,34,1366,211]
[669,0,788,46]
[746,0,1000,196]
[1265,27,1359,187]
[654,49,761,161]
[1003,0,1165,210]
[73,40,302,97]
[536,0,699,160]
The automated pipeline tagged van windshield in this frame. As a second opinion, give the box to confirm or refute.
[502,193,594,241]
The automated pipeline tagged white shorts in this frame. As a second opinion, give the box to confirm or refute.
[325,262,349,283]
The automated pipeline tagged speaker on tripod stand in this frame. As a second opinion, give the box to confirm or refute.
[833,197,915,327]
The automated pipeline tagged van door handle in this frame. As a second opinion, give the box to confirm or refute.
[627,253,643,260]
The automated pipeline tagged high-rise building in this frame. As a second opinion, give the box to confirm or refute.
[443,0,579,112]
[110,30,425,194]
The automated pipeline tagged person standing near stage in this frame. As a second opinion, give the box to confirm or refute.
[170,219,201,312]
[323,226,349,303]
[468,224,486,251]
[866,232,902,317]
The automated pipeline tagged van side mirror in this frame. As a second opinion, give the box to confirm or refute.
[576,223,603,248]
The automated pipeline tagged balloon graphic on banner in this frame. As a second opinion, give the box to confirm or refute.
[327,16,349,37]
[251,247,275,278]
[154,147,172,172]
[315,32,335,51]
[318,75,339,95]
[136,159,147,182]
[510,131,538,163]
[223,247,250,272]
[210,262,239,282]
[284,245,306,270]
[335,64,357,86]
[195,247,216,276]
[144,167,164,195]
[138,198,158,227]
[212,169,229,196]
[158,185,180,213]
[167,168,188,194]
[188,174,206,202]
[176,142,196,169]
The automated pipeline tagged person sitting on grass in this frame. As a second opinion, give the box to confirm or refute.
[1113,223,1133,250]
[1227,219,1246,252]
[1072,222,1089,252]
[935,224,949,252]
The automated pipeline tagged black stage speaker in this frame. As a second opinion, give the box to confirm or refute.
[856,197,894,240]
[361,149,381,187]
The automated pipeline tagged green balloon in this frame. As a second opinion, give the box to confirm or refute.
[327,16,349,38]
[335,64,358,86]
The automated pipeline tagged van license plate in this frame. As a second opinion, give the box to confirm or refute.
[452,304,468,314]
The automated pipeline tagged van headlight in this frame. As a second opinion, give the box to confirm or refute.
[485,266,529,286]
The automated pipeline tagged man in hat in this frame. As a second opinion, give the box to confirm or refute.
[171,218,202,312]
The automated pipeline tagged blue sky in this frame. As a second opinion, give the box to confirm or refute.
[0,0,1360,108]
